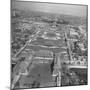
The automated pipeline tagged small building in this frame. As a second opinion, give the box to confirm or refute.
[69,28,79,36]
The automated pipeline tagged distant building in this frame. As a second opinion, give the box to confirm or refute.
[12,9,20,17]
[69,28,79,36]
[12,10,16,17]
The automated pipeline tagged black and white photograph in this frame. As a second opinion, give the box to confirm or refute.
[11,0,88,89]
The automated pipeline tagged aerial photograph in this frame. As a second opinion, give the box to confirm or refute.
[11,0,88,89]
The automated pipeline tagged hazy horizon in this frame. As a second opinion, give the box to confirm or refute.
[12,0,87,17]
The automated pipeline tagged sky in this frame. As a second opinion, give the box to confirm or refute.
[12,0,87,17]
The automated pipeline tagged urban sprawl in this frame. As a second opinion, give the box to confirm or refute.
[11,9,88,89]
